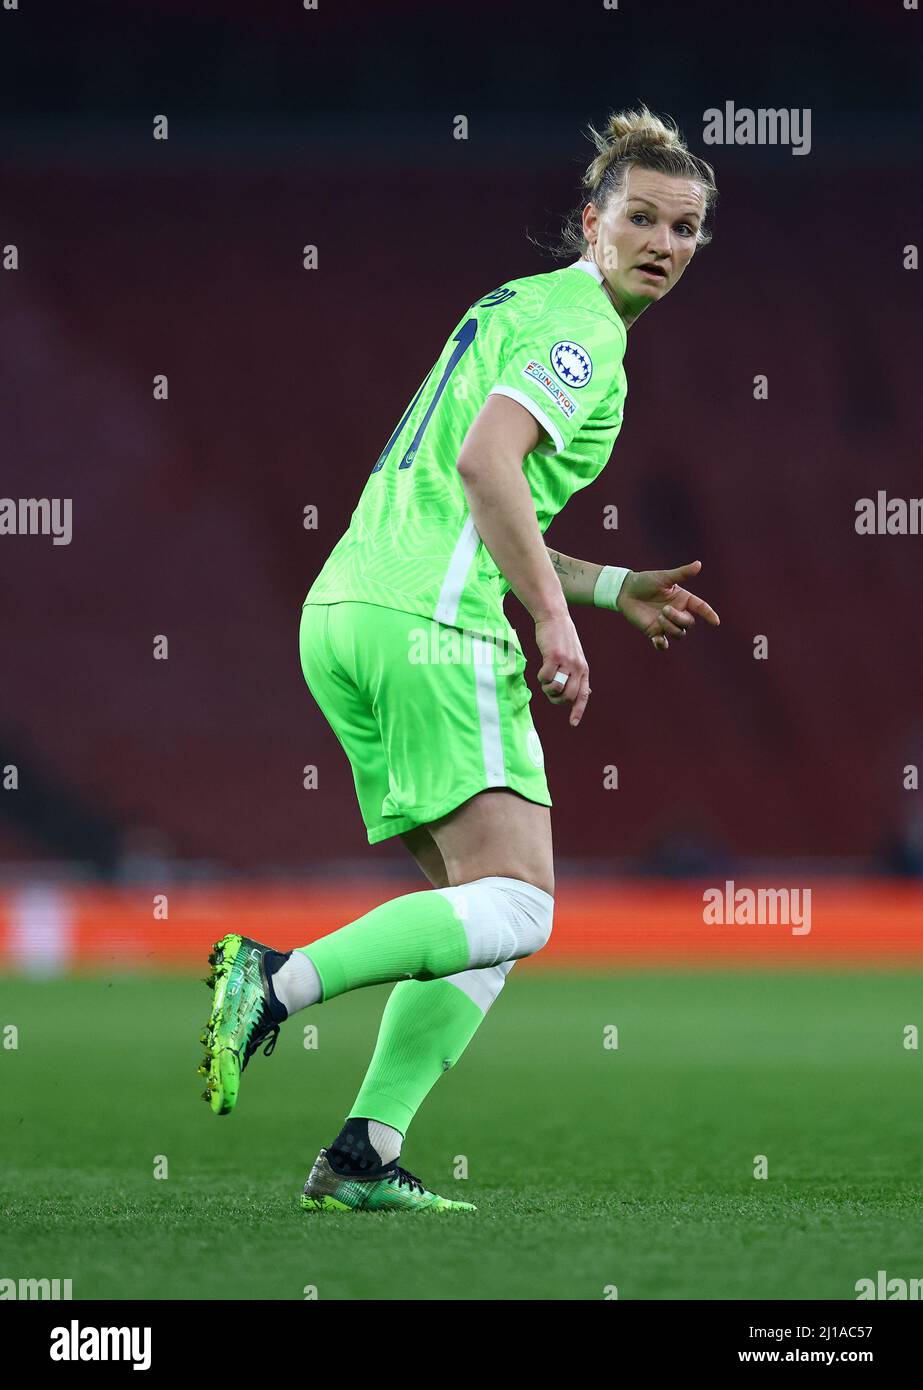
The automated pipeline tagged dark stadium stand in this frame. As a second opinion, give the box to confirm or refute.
[1,165,921,870]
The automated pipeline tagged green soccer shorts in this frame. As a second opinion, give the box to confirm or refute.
[299,601,552,844]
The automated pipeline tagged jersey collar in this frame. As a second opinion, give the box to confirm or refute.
[571,255,605,285]
[569,256,625,336]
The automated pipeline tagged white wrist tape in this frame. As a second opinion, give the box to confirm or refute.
[593,565,631,611]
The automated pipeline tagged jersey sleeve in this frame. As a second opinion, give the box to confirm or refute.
[487,306,626,453]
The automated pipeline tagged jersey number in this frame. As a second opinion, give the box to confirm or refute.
[371,317,478,473]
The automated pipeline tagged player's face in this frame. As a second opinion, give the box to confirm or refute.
[583,168,706,321]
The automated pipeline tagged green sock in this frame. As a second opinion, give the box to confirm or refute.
[348,978,487,1134]
[299,889,470,1001]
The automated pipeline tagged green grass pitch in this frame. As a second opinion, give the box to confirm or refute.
[1,970,920,1300]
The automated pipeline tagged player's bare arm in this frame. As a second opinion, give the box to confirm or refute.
[457,393,592,727]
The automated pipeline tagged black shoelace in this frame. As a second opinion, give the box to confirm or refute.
[391,1167,426,1195]
[241,1009,280,1070]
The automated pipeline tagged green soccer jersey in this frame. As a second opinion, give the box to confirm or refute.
[304,257,628,647]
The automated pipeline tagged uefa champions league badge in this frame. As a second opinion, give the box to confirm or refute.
[550,340,592,388]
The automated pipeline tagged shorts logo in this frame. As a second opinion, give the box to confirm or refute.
[522,361,577,419]
[550,340,592,388]
[526,728,545,768]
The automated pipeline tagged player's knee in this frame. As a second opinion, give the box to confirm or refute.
[438,876,554,967]
[510,879,554,956]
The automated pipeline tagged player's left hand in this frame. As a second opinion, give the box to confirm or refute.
[617,560,720,652]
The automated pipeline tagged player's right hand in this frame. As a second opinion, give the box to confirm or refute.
[535,613,590,728]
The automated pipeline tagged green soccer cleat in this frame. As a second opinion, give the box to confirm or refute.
[299,1149,477,1213]
[198,934,287,1115]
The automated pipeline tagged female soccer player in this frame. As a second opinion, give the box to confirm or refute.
[200,105,720,1211]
